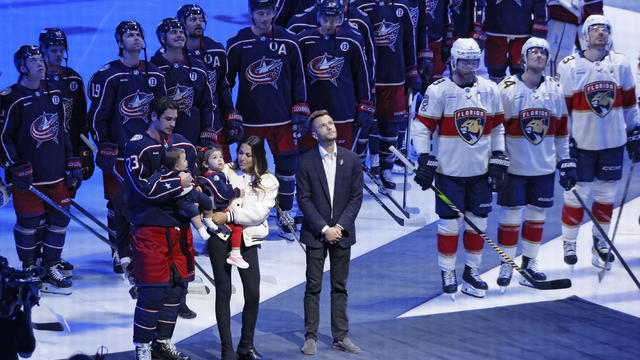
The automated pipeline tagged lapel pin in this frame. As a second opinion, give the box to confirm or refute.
[339,158,344,166]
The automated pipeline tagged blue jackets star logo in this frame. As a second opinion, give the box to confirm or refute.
[245,56,283,90]
[374,20,401,52]
[30,111,60,148]
[168,84,195,116]
[307,53,345,86]
[119,90,154,123]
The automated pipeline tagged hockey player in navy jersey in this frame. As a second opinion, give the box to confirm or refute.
[125,97,196,360]
[421,0,449,82]
[477,0,548,83]
[178,4,242,158]
[151,17,215,147]
[297,0,373,151]
[87,20,167,272]
[1,46,80,295]
[442,0,476,65]
[556,15,640,270]
[275,0,317,27]
[227,0,309,240]
[412,38,506,298]
[495,38,575,290]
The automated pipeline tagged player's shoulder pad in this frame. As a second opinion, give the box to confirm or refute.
[431,78,446,86]
[129,134,143,142]
[561,54,575,64]
[500,75,516,89]
[545,75,560,85]
[202,36,224,50]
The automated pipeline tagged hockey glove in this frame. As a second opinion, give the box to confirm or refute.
[66,157,83,189]
[199,127,220,148]
[224,111,244,145]
[79,148,95,180]
[406,68,422,94]
[569,137,578,159]
[9,161,33,191]
[291,103,310,139]
[355,100,375,130]
[557,158,577,191]
[488,151,510,192]
[626,126,640,163]
[531,20,548,39]
[471,23,486,51]
[415,154,438,191]
[96,142,118,172]
[418,51,434,82]
[0,179,10,208]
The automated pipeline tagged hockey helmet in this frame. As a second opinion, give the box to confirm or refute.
[14,45,43,73]
[249,0,277,12]
[39,28,68,51]
[156,17,185,44]
[318,0,344,16]
[521,37,550,69]
[450,38,481,72]
[115,20,144,43]
[582,14,612,47]
[177,4,207,25]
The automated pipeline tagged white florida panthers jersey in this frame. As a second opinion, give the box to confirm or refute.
[412,76,505,177]
[499,74,570,176]
[556,51,640,151]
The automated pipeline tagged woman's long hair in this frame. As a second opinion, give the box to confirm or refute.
[234,135,269,191]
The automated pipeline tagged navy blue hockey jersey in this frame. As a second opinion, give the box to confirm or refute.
[150,51,215,146]
[185,36,235,123]
[406,0,430,59]
[124,131,196,227]
[422,0,448,42]
[297,27,371,123]
[226,26,307,127]
[45,66,87,154]
[87,60,167,153]
[198,170,240,211]
[448,0,475,38]
[481,0,547,37]
[353,0,419,86]
[275,0,317,27]
[0,83,71,183]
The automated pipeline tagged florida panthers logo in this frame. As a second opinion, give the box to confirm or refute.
[30,111,59,148]
[307,53,345,86]
[374,20,401,52]
[119,90,153,123]
[454,108,486,145]
[63,97,73,130]
[245,56,282,90]
[409,6,419,28]
[425,0,437,17]
[584,81,617,117]
[207,70,217,93]
[519,108,550,145]
[168,84,195,116]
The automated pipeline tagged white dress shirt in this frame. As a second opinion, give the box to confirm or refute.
[319,144,337,234]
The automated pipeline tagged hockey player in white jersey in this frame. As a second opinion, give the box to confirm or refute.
[556,15,640,270]
[495,37,575,290]
[412,38,507,298]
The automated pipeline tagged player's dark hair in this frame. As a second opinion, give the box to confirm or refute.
[309,109,331,130]
[197,144,223,173]
[164,147,186,170]
[150,96,179,121]
[234,135,268,191]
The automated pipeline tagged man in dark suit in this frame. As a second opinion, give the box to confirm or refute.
[296,109,364,355]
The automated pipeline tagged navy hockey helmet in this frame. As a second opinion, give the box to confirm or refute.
[177,4,207,25]
[39,28,68,51]
[249,0,277,12]
[115,20,144,43]
[317,0,344,16]
[14,45,43,73]
[156,17,185,44]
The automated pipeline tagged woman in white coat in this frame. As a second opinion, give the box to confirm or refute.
[210,135,279,360]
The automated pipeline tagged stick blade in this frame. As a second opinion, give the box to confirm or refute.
[33,322,64,331]
[534,278,572,290]
[403,215,427,227]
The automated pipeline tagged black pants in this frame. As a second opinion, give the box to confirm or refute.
[208,234,260,358]
[304,243,351,341]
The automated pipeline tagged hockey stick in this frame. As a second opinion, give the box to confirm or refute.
[363,182,426,227]
[391,146,572,290]
[275,203,306,253]
[69,200,116,238]
[362,165,410,218]
[598,161,635,282]
[402,92,415,210]
[193,261,213,294]
[571,189,640,291]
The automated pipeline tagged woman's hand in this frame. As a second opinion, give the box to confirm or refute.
[212,212,227,225]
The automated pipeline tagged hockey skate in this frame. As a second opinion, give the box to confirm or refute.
[592,236,615,270]
[151,339,190,360]
[441,269,458,301]
[41,264,72,295]
[379,169,396,190]
[563,239,577,271]
[519,257,547,288]
[497,262,513,293]
[135,342,152,360]
[178,302,197,320]
[461,265,488,298]
[277,210,296,241]
[56,258,74,278]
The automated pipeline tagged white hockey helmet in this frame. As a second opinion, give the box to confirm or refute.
[521,37,550,69]
[582,14,612,48]
[450,38,481,73]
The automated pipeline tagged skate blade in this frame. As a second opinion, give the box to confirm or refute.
[41,284,72,295]
[518,278,535,288]
[461,283,486,298]
[591,257,612,270]
[447,293,456,302]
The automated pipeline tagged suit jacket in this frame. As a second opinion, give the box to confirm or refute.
[296,145,364,248]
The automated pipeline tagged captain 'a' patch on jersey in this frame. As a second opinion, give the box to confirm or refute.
[168,84,195,116]
[584,81,617,117]
[245,56,283,90]
[307,53,345,85]
[30,111,60,148]
[119,90,154,123]
[373,20,401,52]
[454,108,486,145]
[520,108,550,145]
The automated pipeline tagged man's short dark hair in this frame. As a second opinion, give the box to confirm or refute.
[164,147,185,170]
[150,96,179,120]
[308,109,331,129]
